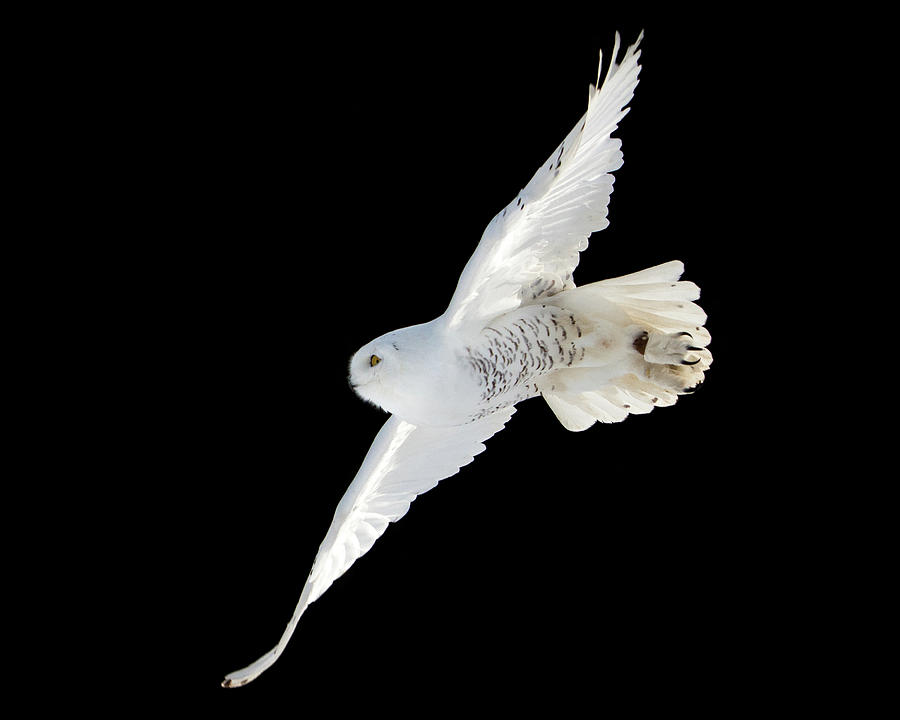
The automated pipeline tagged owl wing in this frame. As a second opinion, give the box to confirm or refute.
[443,32,643,332]
[222,408,516,688]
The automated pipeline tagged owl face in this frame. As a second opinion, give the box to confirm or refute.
[348,335,403,411]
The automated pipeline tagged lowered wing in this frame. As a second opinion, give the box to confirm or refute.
[223,408,515,687]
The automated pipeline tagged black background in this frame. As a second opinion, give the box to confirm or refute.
[54,6,871,715]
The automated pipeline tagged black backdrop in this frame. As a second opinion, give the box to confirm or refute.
[84,7,846,714]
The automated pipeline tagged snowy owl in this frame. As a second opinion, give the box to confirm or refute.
[223,30,711,687]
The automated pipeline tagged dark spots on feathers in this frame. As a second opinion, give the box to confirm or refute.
[467,307,591,410]
[633,332,649,355]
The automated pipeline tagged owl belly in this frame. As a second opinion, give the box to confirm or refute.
[463,304,589,420]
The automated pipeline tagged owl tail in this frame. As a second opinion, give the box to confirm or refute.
[537,261,712,431]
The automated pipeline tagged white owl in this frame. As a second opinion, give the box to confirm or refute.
[223,30,711,687]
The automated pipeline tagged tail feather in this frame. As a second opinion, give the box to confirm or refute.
[592,260,710,343]
[593,259,685,286]
[544,391,607,431]
[539,260,711,431]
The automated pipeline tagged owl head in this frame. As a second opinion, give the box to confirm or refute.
[348,332,406,413]
[348,320,463,424]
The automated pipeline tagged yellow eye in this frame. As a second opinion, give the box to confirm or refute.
[370,354,381,367]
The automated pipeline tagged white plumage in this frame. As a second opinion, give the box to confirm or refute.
[223,30,712,687]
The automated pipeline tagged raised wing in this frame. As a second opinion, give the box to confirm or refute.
[222,408,516,687]
[443,32,643,331]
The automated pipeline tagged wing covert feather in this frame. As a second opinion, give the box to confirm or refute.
[222,408,515,687]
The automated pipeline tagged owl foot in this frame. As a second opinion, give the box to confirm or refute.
[642,331,707,367]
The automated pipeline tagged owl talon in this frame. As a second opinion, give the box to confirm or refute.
[644,331,707,367]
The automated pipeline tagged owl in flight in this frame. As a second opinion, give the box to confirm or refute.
[223,31,711,687]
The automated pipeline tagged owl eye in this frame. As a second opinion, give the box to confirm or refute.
[370,354,381,367]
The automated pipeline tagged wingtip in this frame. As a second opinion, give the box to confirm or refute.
[221,674,250,688]
[622,29,644,60]
[596,29,643,89]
